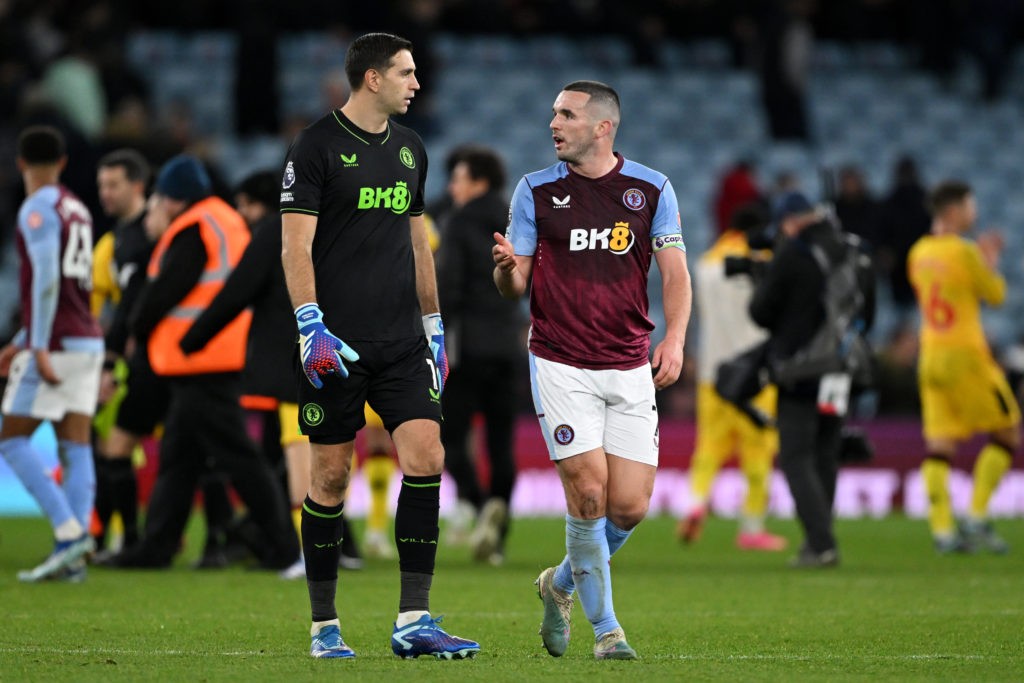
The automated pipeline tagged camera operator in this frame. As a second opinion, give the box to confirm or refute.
[749,191,874,568]
[678,202,787,552]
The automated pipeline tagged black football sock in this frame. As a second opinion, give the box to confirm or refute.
[339,516,361,560]
[107,458,139,546]
[301,496,344,622]
[92,456,116,545]
[395,474,441,613]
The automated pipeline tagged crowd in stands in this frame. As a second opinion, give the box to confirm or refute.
[2,1,1024,420]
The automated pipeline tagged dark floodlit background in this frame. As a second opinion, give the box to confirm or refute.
[2,0,1024,426]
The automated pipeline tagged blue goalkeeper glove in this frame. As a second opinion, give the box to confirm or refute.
[296,303,359,389]
[423,313,448,394]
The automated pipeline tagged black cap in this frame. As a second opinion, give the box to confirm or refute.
[154,155,212,203]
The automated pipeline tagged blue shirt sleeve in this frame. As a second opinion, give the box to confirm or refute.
[507,177,537,256]
[650,179,686,252]
[18,194,62,349]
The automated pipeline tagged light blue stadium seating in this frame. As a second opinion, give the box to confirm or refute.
[123,32,1024,347]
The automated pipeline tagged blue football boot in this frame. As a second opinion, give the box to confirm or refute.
[310,623,356,659]
[391,614,480,660]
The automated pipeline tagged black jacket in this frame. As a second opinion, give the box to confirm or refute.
[749,219,874,396]
[131,224,206,346]
[106,211,154,356]
[179,213,296,401]
[436,190,525,364]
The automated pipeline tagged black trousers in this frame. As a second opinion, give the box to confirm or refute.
[441,357,518,509]
[140,374,298,566]
[776,393,842,554]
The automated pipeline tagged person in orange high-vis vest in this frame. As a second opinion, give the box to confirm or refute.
[145,196,251,376]
[102,155,299,570]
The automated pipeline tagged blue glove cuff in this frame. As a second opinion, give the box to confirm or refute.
[295,303,324,328]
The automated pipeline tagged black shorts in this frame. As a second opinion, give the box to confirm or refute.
[115,351,171,436]
[295,335,441,444]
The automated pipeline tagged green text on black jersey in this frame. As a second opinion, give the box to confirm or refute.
[281,110,428,341]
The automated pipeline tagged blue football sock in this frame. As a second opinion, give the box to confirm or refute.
[565,515,619,638]
[604,518,633,555]
[0,436,79,532]
[59,440,95,528]
[553,517,634,595]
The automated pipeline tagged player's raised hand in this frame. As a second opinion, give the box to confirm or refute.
[651,337,684,390]
[977,229,1005,269]
[492,232,516,272]
[295,303,359,389]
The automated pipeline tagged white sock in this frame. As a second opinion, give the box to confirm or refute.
[739,515,765,534]
[310,618,339,636]
[395,610,430,627]
[55,518,85,542]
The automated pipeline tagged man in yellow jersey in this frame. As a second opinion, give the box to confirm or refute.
[678,204,786,551]
[908,180,1018,554]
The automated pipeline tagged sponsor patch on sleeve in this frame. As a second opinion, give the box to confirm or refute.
[280,192,294,203]
[652,233,686,252]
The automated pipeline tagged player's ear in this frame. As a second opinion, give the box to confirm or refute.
[364,68,381,93]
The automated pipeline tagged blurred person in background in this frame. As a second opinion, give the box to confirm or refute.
[678,202,787,552]
[749,192,874,568]
[877,156,930,316]
[105,155,298,570]
[748,0,812,141]
[908,180,1018,554]
[833,165,878,248]
[0,126,102,582]
[90,148,161,556]
[871,323,921,417]
[179,171,363,576]
[436,144,524,566]
[712,159,761,236]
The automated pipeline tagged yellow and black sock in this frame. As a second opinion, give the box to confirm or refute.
[741,450,773,521]
[969,442,1013,520]
[291,506,302,543]
[921,454,953,537]
[365,453,395,534]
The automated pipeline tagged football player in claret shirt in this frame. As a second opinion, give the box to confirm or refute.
[280,32,479,660]
[908,180,1019,554]
[493,80,691,660]
[0,125,104,583]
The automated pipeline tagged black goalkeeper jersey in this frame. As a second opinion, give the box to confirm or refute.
[280,110,427,341]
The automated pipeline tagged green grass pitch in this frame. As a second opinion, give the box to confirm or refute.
[0,514,1022,682]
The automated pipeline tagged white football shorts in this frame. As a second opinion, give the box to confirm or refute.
[2,349,103,421]
[529,353,659,466]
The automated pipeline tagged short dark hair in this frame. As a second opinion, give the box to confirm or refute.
[563,80,620,117]
[234,170,279,209]
[17,125,65,164]
[98,148,151,186]
[451,145,506,190]
[344,32,413,90]
[928,180,972,215]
